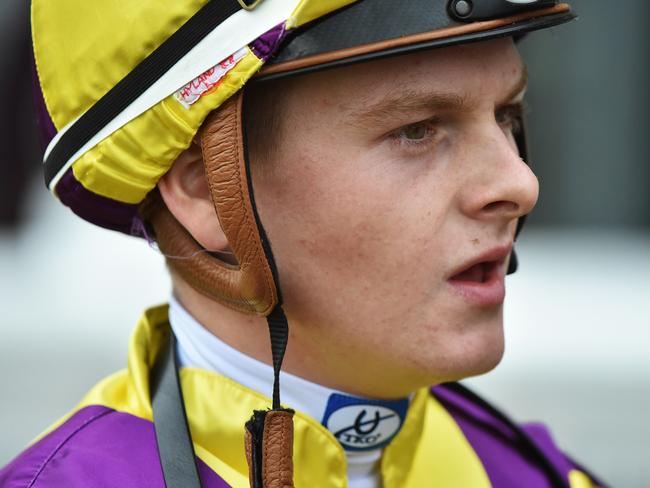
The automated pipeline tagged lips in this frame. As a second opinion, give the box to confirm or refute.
[447,245,512,306]
[450,261,495,283]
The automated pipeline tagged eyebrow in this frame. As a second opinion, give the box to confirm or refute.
[349,65,528,127]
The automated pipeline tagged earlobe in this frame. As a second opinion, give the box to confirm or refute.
[158,143,231,253]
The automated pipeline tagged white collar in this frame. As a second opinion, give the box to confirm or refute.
[168,296,410,485]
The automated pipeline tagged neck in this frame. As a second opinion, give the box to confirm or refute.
[172,276,273,364]
[172,275,424,398]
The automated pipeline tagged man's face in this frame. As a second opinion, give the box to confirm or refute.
[250,38,538,397]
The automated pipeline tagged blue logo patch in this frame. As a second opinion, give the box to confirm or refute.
[322,393,409,451]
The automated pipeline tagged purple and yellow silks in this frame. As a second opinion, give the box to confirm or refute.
[0,406,230,488]
[1,305,601,488]
[31,0,358,235]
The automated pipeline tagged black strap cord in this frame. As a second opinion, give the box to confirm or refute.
[241,90,291,412]
[150,332,202,488]
[444,382,570,488]
[244,305,291,488]
[44,0,243,187]
[267,304,290,410]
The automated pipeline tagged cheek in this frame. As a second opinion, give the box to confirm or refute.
[254,147,452,328]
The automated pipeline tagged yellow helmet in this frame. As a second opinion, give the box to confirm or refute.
[33,1,358,231]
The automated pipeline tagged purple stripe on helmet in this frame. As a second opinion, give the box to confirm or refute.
[56,169,143,236]
[0,405,230,487]
[249,23,287,61]
[432,385,571,488]
[31,57,57,149]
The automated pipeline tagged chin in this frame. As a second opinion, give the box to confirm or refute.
[452,341,504,381]
[446,323,505,382]
[410,312,506,386]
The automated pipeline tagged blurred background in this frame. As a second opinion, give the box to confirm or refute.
[1,1,648,486]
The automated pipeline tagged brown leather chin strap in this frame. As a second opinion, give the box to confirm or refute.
[143,91,278,317]
[142,90,295,488]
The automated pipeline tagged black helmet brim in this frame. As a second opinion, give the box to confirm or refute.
[258,1,575,81]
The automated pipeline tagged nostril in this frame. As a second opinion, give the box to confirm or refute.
[483,200,518,214]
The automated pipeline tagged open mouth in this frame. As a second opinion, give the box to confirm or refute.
[449,260,500,284]
[446,246,511,305]
[447,258,506,305]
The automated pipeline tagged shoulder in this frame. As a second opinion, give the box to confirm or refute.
[0,405,230,488]
[430,382,607,488]
[0,405,164,488]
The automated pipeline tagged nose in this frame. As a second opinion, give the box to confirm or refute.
[458,126,539,223]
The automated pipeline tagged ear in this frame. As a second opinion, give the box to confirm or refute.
[158,142,230,253]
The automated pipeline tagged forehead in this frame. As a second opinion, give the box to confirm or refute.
[286,37,524,109]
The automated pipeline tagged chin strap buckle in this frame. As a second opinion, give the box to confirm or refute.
[245,409,295,488]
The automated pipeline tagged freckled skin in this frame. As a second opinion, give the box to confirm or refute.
[168,38,539,399]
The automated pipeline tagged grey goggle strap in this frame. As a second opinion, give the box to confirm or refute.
[150,332,202,488]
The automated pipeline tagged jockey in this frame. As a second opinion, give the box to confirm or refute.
[2,1,605,487]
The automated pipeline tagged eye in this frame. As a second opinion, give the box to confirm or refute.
[389,119,439,151]
[495,103,524,135]
[401,123,429,141]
